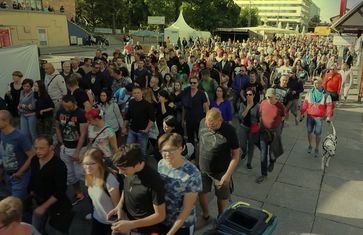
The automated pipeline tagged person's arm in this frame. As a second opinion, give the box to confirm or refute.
[337,74,342,95]
[112,203,166,233]
[142,120,154,133]
[40,107,53,115]
[142,102,155,133]
[203,101,209,114]
[107,191,124,220]
[220,147,240,186]
[58,76,68,96]
[13,148,35,179]
[167,193,198,235]
[109,134,118,155]
[113,102,124,128]
[83,100,92,112]
[55,120,63,145]
[73,123,88,162]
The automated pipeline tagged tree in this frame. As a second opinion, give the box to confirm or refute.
[145,0,183,24]
[238,6,260,27]
[181,0,241,31]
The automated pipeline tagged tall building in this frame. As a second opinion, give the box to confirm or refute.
[234,0,320,31]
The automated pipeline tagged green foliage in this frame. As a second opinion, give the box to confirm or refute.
[239,6,260,27]
[76,0,260,31]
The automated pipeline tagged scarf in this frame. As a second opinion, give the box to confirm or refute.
[311,87,325,104]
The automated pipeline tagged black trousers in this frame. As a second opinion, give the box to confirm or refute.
[91,218,112,235]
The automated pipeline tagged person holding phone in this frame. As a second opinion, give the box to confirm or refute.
[82,148,120,235]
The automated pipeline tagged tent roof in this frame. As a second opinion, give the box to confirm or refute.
[331,1,363,33]
[216,25,297,34]
[166,10,196,32]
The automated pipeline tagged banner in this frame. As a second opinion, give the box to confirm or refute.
[0,44,40,98]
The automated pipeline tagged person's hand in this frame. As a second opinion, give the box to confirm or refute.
[246,103,253,110]
[159,96,165,103]
[34,205,47,217]
[28,104,33,110]
[326,117,331,123]
[40,110,43,115]
[121,127,128,136]
[111,220,134,233]
[219,174,231,187]
[140,129,149,134]
[107,207,122,220]
[72,151,80,162]
[292,91,296,95]
[12,171,23,180]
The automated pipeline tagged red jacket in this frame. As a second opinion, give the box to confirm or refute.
[300,89,333,119]
[323,71,342,94]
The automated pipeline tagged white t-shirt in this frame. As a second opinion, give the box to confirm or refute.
[88,125,115,158]
[88,174,119,224]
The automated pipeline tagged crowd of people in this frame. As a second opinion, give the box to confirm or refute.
[0,34,358,235]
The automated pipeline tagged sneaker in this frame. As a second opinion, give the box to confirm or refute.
[195,215,212,230]
[255,175,266,184]
[72,192,85,206]
[314,149,319,158]
[247,163,252,169]
[85,213,92,220]
[268,161,275,172]
[307,145,312,154]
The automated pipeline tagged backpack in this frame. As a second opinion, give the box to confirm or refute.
[102,168,124,197]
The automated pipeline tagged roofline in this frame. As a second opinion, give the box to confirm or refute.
[330,1,363,31]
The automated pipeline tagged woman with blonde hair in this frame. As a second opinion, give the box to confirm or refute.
[0,196,40,235]
[82,148,120,235]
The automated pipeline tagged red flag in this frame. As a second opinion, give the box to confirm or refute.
[340,0,347,16]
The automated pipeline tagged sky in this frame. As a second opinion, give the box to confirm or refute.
[313,0,362,22]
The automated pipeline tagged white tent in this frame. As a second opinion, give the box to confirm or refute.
[0,44,40,97]
[164,11,211,44]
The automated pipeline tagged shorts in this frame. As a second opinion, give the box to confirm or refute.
[201,172,233,200]
[307,117,323,136]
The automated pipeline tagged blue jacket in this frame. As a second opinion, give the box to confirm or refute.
[232,74,249,92]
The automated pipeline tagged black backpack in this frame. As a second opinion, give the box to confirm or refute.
[102,168,124,197]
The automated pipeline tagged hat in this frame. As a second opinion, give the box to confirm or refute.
[265,88,276,97]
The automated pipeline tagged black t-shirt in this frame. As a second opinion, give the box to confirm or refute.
[71,88,89,110]
[199,120,239,175]
[29,156,71,212]
[125,99,155,132]
[4,82,22,117]
[123,164,165,233]
[85,71,105,98]
[35,93,54,119]
[181,87,207,123]
[134,68,150,88]
[56,107,87,148]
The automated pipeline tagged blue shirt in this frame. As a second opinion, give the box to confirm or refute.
[210,99,233,122]
[0,129,32,172]
[158,159,202,228]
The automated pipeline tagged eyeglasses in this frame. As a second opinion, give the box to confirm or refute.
[82,162,97,166]
[160,148,179,155]
[246,93,253,96]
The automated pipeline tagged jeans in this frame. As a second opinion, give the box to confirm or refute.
[20,114,37,142]
[4,170,31,222]
[238,124,256,165]
[127,129,149,160]
[32,210,49,235]
[259,138,274,176]
[60,146,86,185]
[4,170,30,201]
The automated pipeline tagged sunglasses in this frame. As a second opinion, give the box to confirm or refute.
[190,82,198,84]
[246,93,253,96]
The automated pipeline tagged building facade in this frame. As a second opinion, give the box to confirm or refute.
[234,0,320,31]
[2,0,75,20]
[0,10,69,47]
